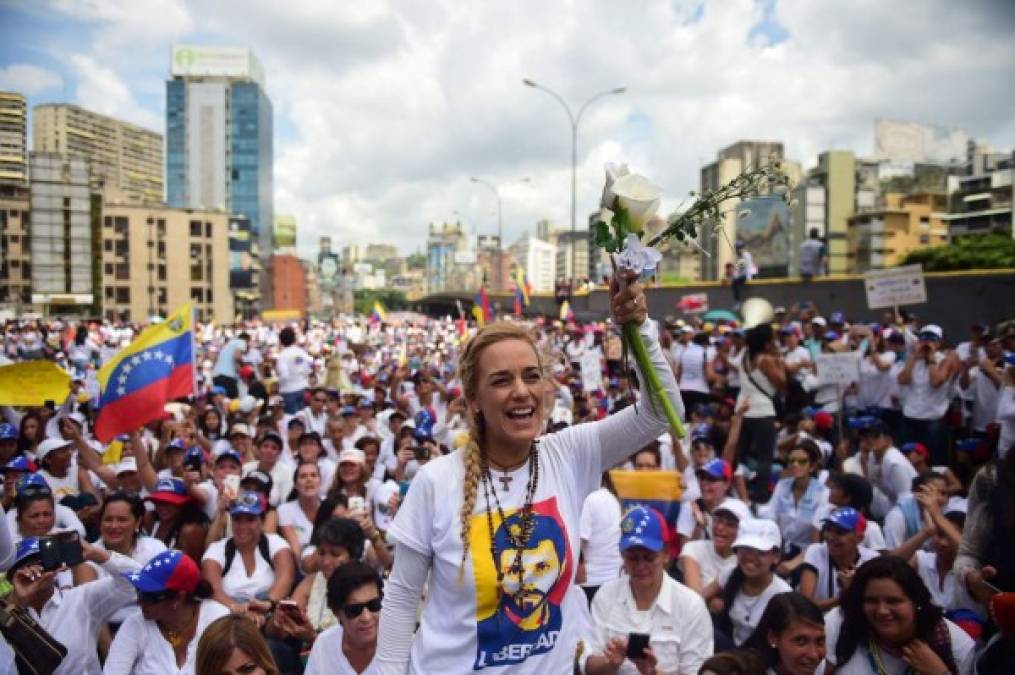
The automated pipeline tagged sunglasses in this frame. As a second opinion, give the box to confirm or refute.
[138,590,174,604]
[17,485,52,498]
[342,596,383,619]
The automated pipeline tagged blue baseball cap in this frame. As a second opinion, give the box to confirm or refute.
[619,506,667,553]
[211,386,227,396]
[214,448,242,466]
[846,415,878,430]
[1005,353,1015,366]
[690,423,713,443]
[0,423,18,440]
[823,506,867,535]
[823,331,841,341]
[229,490,265,517]
[10,537,41,572]
[166,438,187,452]
[697,458,732,481]
[955,438,983,453]
[16,473,51,494]
[184,447,205,465]
[123,549,201,594]
[340,406,357,417]
[829,312,846,325]
[1,456,37,473]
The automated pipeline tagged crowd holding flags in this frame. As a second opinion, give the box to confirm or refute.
[94,303,196,442]
[511,266,533,316]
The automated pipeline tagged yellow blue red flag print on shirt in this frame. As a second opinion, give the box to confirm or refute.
[94,304,196,442]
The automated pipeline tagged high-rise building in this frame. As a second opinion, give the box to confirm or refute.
[940,155,1014,238]
[809,150,858,275]
[28,153,96,313]
[0,190,30,310]
[699,141,786,280]
[514,236,556,293]
[555,230,590,284]
[99,203,233,322]
[32,104,163,204]
[269,253,307,314]
[0,92,28,189]
[166,45,273,257]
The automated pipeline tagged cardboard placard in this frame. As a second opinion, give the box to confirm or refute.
[816,351,861,385]
[864,264,926,309]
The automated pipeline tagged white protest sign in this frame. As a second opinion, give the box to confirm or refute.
[580,350,604,393]
[816,351,861,386]
[864,264,926,309]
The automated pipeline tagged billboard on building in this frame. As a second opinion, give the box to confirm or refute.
[229,216,254,289]
[736,195,791,277]
[273,214,297,248]
[171,44,264,85]
[874,119,968,166]
[318,253,340,290]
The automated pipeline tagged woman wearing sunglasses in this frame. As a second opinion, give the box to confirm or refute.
[8,472,85,543]
[758,440,828,577]
[305,560,383,675]
[105,549,231,674]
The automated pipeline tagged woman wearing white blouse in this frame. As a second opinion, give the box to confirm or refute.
[376,272,685,673]
[106,549,231,674]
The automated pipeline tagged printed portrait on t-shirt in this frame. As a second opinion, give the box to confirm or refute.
[470,497,573,670]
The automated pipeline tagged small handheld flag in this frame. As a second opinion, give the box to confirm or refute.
[560,299,574,322]
[371,301,387,323]
[472,287,494,327]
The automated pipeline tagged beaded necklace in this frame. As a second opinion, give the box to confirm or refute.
[479,444,540,584]
[866,639,915,675]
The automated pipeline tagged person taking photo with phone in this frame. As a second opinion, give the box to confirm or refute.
[585,506,713,675]
[6,533,142,674]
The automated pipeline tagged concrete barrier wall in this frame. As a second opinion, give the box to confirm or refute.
[518,270,1015,342]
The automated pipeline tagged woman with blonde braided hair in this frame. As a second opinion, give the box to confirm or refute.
[376,270,685,674]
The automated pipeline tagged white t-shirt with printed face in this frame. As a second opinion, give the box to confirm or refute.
[716,566,792,646]
[387,425,602,674]
[202,532,290,602]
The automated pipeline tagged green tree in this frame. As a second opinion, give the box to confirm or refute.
[406,252,426,270]
[901,233,1015,271]
[353,289,407,315]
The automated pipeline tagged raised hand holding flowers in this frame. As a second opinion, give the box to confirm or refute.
[596,165,686,438]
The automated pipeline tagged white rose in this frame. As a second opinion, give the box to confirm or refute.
[600,162,631,210]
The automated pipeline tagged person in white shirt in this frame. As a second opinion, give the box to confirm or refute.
[823,555,975,674]
[278,461,322,557]
[897,324,961,465]
[758,439,829,572]
[276,326,312,414]
[816,472,887,552]
[5,535,142,675]
[298,388,330,436]
[799,507,879,611]
[741,591,827,675]
[304,560,383,675]
[703,518,792,647]
[577,475,623,603]
[243,432,293,508]
[585,506,712,675]
[104,549,231,675]
[865,420,918,520]
[680,498,749,595]
[202,490,295,613]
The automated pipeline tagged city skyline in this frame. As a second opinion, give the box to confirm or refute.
[1,0,1012,260]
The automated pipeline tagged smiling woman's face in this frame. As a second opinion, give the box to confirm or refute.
[472,339,546,452]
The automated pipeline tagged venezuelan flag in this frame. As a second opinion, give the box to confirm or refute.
[610,468,684,556]
[94,304,195,442]
[472,287,493,327]
[371,300,387,323]
[514,266,531,307]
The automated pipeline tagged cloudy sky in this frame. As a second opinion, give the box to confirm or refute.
[1,0,1013,258]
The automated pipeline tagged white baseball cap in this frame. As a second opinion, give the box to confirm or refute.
[811,317,827,327]
[116,457,138,474]
[36,438,73,461]
[919,324,943,340]
[732,518,782,552]
[337,448,366,465]
[713,498,750,524]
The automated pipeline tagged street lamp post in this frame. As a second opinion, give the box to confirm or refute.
[522,79,625,290]
[469,176,530,291]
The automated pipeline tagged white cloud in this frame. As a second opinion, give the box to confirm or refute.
[68,54,161,130]
[0,64,63,96]
[28,0,1015,257]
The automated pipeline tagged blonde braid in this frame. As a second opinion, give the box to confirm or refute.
[457,439,483,584]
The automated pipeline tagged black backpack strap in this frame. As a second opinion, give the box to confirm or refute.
[259,533,274,571]
[223,538,237,575]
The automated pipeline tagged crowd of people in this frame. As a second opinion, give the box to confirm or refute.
[0,282,1013,674]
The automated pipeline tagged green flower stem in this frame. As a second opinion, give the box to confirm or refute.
[622,321,686,439]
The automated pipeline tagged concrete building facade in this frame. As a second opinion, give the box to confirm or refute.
[28,153,96,313]
[0,190,31,310]
[514,236,557,293]
[32,104,164,204]
[808,150,857,275]
[940,158,1014,238]
[847,192,948,273]
[554,230,590,284]
[0,92,28,188]
[100,203,232,323]
[167,45,273,259]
